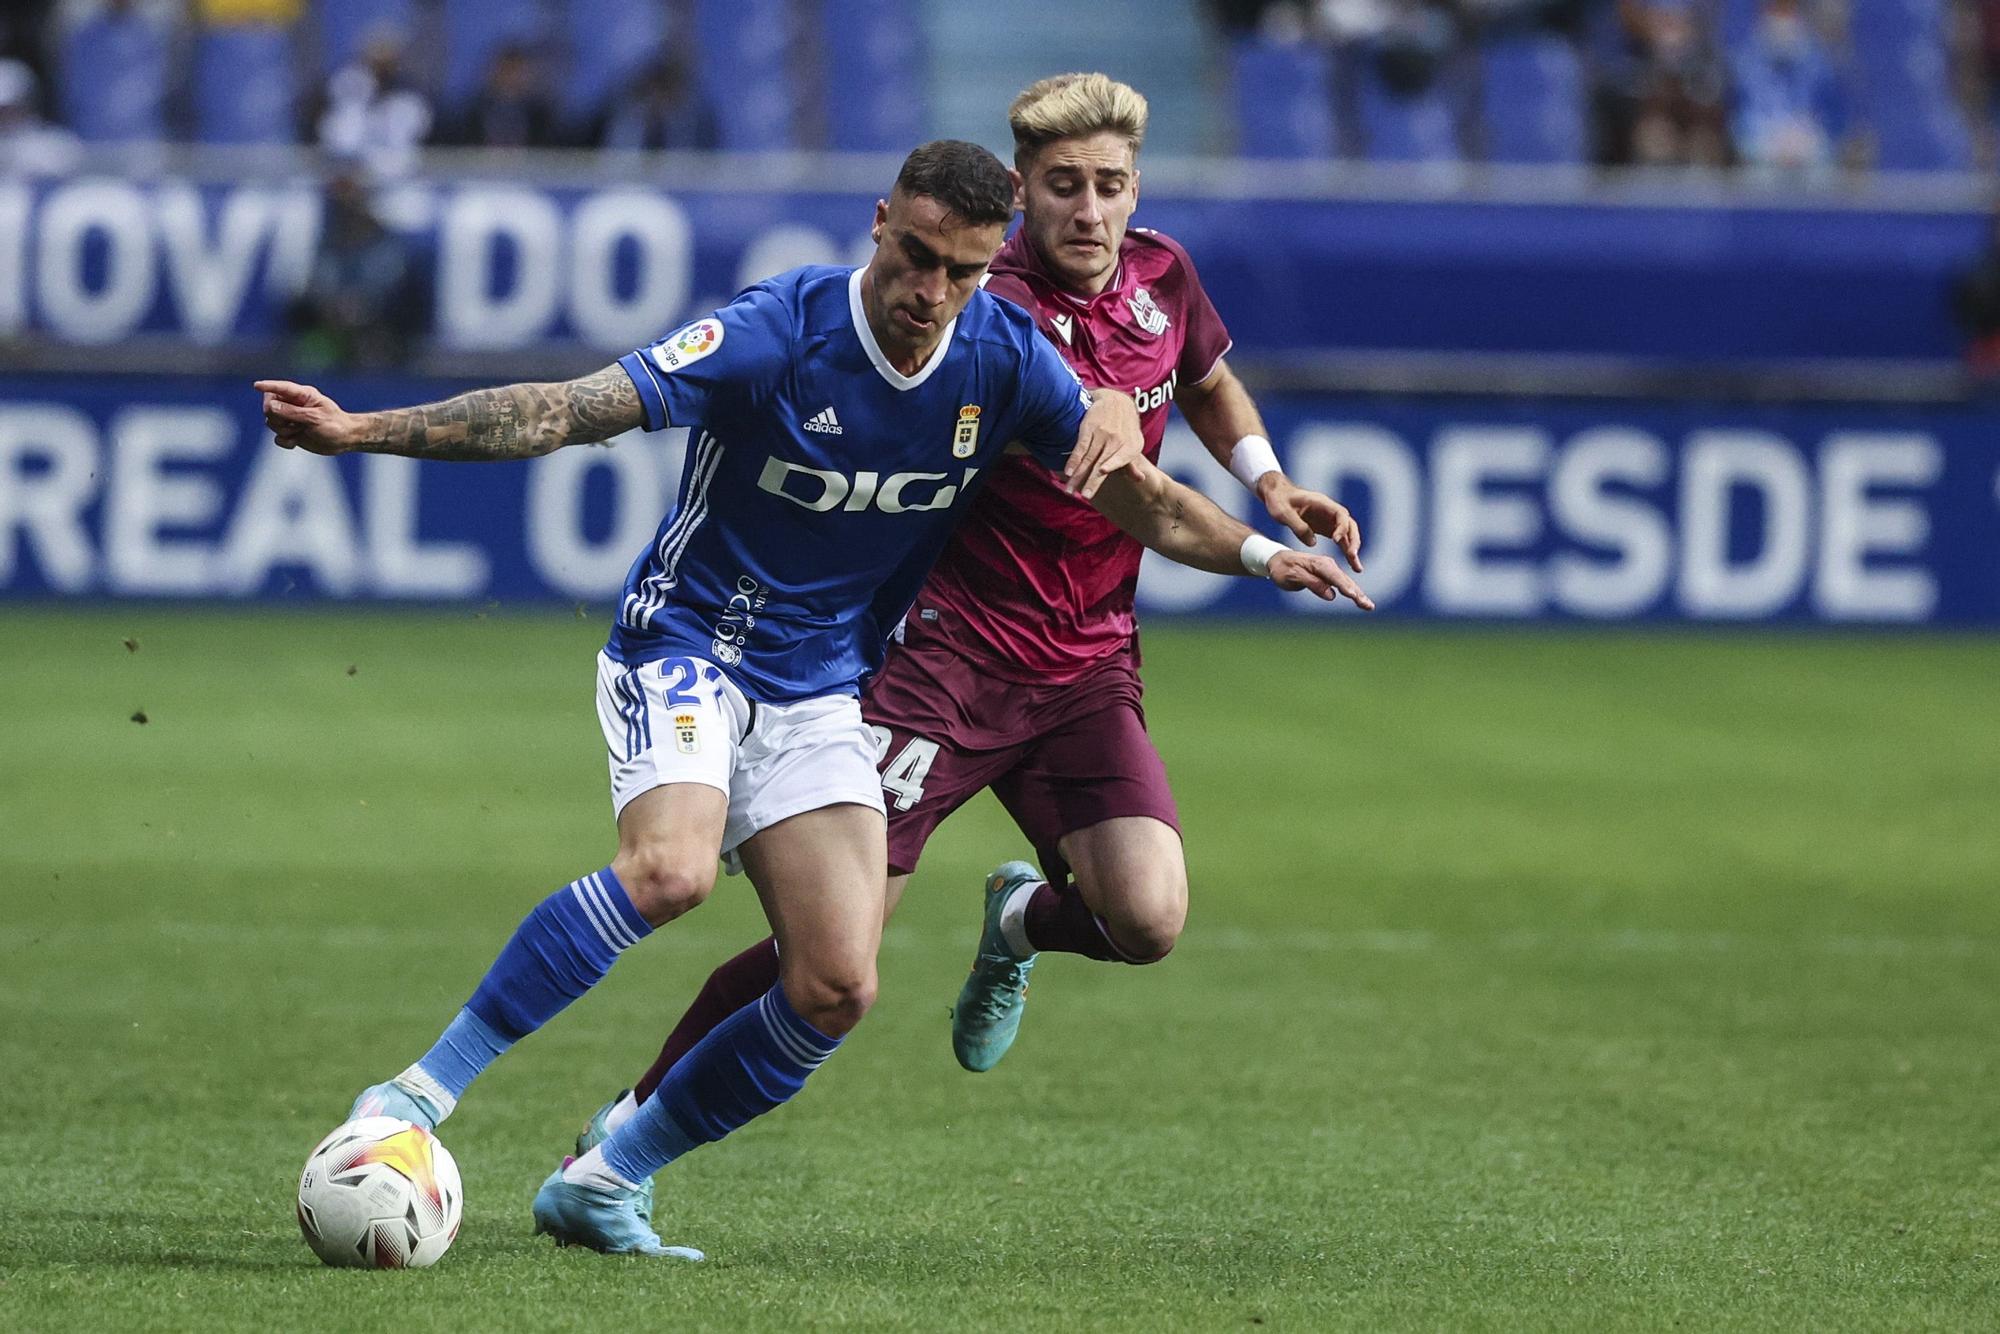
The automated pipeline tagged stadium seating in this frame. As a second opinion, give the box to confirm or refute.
[195,24,298,145]
[28,0,1996,172]
[819,0,925,152]
[1718,0,1762,50]
[558,0,667,134]
[1848,0,1948,45]
[1848,2,1974,171]
[1478,34,1586,164]
[442,0,549,107]
[694,0,797,151]
[922,0,1204,157]
[1718,0,1968,171]
[315,0,413,71]
[1348,50,1461,163]
[1860,51,1974,171]
[1233,40,1338,160]
[60,10,169,143]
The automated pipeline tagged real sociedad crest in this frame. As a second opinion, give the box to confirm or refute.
[1127,286,1169,337]
[952,404,981,458]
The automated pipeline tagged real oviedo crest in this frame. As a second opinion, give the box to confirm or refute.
[952,404,981,459]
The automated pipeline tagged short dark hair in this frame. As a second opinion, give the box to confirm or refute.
[893,140,1014,228]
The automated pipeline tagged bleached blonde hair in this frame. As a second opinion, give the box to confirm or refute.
[1008,72,1149,167]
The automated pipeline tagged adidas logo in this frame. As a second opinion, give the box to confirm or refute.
[803,407,843,435]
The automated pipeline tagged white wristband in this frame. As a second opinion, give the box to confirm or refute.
[1228,434,1281,491]
[1240,533,1286,579]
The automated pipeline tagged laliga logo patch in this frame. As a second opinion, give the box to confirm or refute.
[650,319,724,373]
[673,712,700,754]
[952,405,981,459]
[1127,286,1169,337]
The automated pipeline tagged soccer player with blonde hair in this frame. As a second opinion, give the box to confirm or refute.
[577,77,1366,1205]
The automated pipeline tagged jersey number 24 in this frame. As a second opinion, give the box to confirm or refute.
[869,727,939,812]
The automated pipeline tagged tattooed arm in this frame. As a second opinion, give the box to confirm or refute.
[254,366,644,460]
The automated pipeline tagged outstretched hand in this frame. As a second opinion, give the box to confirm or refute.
[1268,549,1374,610]
[1062,390,1143,499]
[254,380,357,455]
[1257,476,1362,573]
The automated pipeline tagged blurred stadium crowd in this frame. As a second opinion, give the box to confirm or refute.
[0,0,821,175]
[0,0,1991,176]
[1217,0,1985,172]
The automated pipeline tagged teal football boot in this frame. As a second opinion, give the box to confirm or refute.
[349,1075,447,1130]
[531,1169,704,1260]
[573,1091,654,1225]
[950,860,1042,1072]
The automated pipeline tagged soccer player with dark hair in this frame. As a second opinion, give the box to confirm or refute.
[258,136,1366,1259]
[577,74,1367,1199]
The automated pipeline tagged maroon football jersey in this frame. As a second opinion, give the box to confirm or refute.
[912,227,1233,683]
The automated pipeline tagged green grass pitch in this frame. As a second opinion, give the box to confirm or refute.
[2,609,1997,1331]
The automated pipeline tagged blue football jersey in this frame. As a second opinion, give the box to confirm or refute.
[608,264,1092,703]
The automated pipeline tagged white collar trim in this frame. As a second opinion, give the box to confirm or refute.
[849,266,955,392]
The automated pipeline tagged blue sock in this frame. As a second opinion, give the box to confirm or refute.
[597,983,840,1183]
[415,867,651,1097]
[415,1008,510,1102]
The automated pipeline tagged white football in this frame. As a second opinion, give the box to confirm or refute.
[297,1116,463,1269]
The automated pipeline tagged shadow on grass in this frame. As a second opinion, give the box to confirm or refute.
[107,1251,307,1274]
[0,1201,592,1280]
[0,1205,308,1274]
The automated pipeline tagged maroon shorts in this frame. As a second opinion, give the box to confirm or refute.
[861,624,1180,878]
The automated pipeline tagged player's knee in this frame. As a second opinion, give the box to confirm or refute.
[611,847,716,926]
[1110,907,1182,963]
[785,965,878,1037]
[1099,871,1186,963]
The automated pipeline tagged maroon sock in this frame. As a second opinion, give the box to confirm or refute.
[633,936,781,1103]
[1022,880,1147,963]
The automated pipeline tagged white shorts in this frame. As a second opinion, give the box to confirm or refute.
[594,651,885,872]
